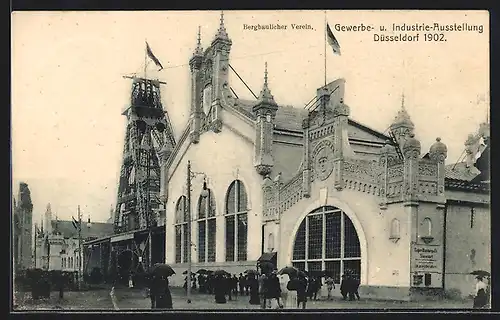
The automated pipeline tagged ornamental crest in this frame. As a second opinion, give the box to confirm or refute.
[311,139,334,181]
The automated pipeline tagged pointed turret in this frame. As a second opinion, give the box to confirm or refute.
[44,203,53,235]
[390,92,415,150]
[193,26,203,57]
[212,11,230,43]
[253,63,278,176]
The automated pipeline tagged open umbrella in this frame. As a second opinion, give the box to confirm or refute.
[277,266,299,277]
[152,264,176,278]
[245,269,258,275]
[197,269,209,274]
[471,270,490,277]
[214,269,229,276]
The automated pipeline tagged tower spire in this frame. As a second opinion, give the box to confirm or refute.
[401,91,406,110]
[194,26,203,56]
[214,10,229,41]
[258,62,276,105]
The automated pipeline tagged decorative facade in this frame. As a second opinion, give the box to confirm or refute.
[161,13,490,300]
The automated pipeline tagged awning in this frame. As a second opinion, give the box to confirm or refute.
[258,252,277,262]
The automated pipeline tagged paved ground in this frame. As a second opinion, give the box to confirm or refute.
[14,286,474,311]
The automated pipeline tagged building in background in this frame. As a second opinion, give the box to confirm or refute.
[34,204,114,273]
[13,182,34,273]
[159,13,490,300]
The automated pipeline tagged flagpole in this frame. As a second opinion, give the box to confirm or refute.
[144,40,147,80]
[324,11,327,86]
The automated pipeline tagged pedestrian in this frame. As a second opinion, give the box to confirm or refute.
[340,275,348,300]
[325,276,335,300]
[473,276,488,309]
[297,274,308,309]
[307,276,316,300]
[286,276,299,309]
[232,275,238,298]
[183,276,187,293]
[148,273,157,309]
[155,276,173,310]
[238,273,245,296]
[314,276,322,300]
[267,271,283,309]
[258,273,268,309]
[225,274,232,301]
[249,274,260,305]
[279,274,290,308]
[352,275,360,300]
[214,274,227,304]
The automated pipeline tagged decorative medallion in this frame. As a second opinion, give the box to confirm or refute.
[312,139,334,181]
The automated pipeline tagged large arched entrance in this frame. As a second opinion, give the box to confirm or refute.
[291,206,361,284]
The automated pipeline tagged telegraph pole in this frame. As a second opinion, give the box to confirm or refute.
[78,205,83,290]
[186,161,192,304]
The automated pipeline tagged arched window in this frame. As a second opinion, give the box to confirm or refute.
[390,218,400,239]
[422,218,432,237]
[268,233,275,252]
[175,196,189,264]
[197,189,216,263]
[202,84,213,116]
[225,180,248,262]
[292,206,361,284]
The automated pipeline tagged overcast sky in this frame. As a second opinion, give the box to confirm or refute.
[12,10,489,224]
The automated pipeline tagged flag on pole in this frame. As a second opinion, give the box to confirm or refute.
[72,216,80,230]
[146,41,164,71]
[326,23,341,56]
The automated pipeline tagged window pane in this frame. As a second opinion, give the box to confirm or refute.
[293,220,306,260]
[344,215,361,258]
[225,216,235,261]
[237,181,248,212]
[325,261,341,284]
[226,183,236,214]
[308,214,323,259]
[307,261,322,277]
[198,196,206,219]
[175,225,182,263]
[198,221,206,262]
[237,213,247,261]
[325,212,341,258]
[183,197,189,222]
[207,218,216,262]
[292,261,305,271]
[183,224,189,263]
[208,191,216,217]
[343,259,361,280]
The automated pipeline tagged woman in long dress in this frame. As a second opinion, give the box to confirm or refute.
[286,276,299,309]
[278,274,290,309]
[473,276,488,309]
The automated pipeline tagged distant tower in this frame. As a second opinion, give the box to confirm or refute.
[13,182,33,271]
[114,74,176,234]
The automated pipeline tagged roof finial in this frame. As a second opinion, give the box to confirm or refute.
[401,90,405,110]
[264,62,268,86]
[193,26,203,56]
[214,10,229,41]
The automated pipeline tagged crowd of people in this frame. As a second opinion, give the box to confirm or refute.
[179,268,361,309]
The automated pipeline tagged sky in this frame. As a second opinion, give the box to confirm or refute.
[11,10,489,224]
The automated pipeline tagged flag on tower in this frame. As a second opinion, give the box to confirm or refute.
[146,41,164,71]
[326,23,341,56]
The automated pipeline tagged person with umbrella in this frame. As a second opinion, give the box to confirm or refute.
[340,274,348,300]
[248,273,260,305]
[267,270,283,309]
[238,273,245,296]
[150,264,175,310]
[213,270,228,304]
[296,273,308,309]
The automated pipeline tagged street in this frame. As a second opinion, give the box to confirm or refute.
[14,286,474,311]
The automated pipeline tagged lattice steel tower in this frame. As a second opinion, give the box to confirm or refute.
[114,76,175,234]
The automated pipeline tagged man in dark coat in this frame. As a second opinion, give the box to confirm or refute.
[249,274,260,305]
[266,272,283,309]
[340,275,348,300]
[296,275,308,309]
[154,276,173,309]
[214,274,227,304]
[238,273,245,296]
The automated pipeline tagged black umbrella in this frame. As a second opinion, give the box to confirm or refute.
[214,269,229,276]
[277,266,299,276]
[197,269,209,274]
[471,270,490,277]
[152,264,176,277]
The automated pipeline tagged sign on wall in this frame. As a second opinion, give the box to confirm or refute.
[411,243,443,274]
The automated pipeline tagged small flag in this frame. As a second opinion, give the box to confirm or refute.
[326,23,341,56]
[146,41,164,71]
[72,216,80,230]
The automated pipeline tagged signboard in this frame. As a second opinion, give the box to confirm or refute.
[411,243,443,274]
